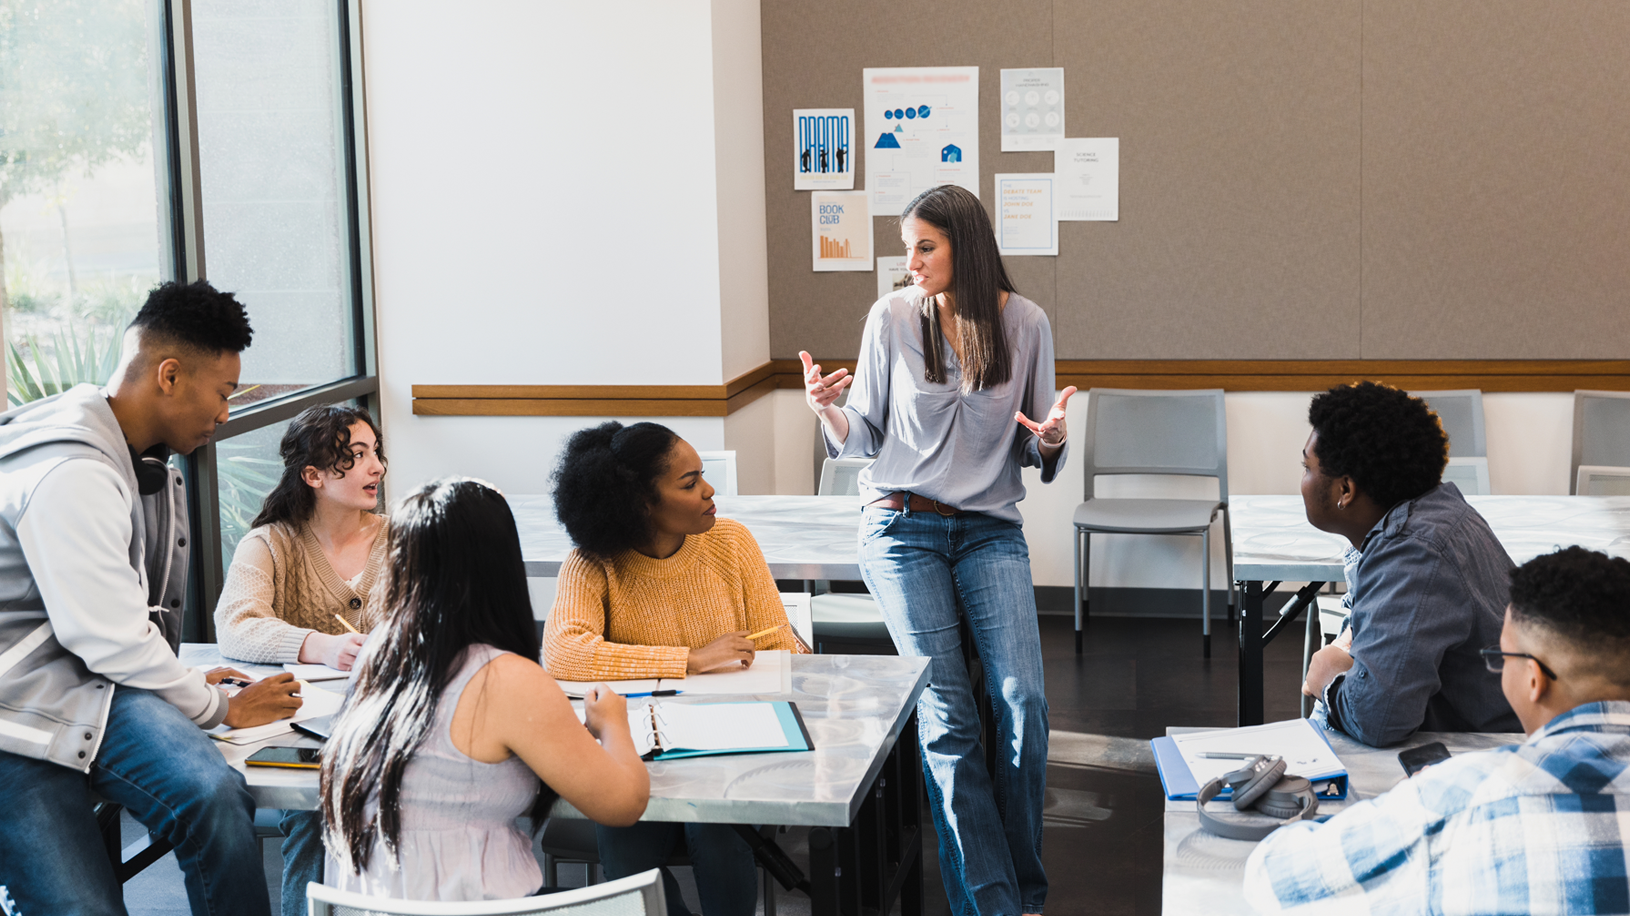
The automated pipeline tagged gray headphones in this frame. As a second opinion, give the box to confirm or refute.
[1195,754,1319,841]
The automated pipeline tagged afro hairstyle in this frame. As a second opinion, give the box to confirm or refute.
[550,421,679,561]
[1307,381,1447,509]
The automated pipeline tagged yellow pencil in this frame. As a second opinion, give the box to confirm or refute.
[334,614,360,634]
[747,624,784,641]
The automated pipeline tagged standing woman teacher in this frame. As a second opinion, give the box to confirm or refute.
[800,183,1073,916]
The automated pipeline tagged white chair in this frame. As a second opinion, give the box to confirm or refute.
[306,867,665,915]
[1572,391,1630,494]
[696,450,738,496]
[810,458,892,652]
[1415,390,1490,494]
[1576,465,1630,496]
[779,591,814,648]
[1072,389,1232,657]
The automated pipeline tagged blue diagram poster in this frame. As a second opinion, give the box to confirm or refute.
[793,109,855,191]
[862,66,979,211]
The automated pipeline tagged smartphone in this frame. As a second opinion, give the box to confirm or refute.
[291,713,335,742]
[1397,741,1451,777]
[246,746,322,769]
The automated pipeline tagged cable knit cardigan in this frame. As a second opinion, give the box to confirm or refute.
[214,518,388,664]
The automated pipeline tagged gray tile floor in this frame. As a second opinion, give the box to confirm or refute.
[117,614,1310,915]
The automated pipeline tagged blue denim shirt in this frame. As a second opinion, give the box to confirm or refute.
[1322,482,1521,747]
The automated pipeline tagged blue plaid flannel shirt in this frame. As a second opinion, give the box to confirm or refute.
[1244,701,1630,914]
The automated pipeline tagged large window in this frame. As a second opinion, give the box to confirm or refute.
[0,0,377,640]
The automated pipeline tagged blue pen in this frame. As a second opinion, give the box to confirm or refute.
[623,689,682,698]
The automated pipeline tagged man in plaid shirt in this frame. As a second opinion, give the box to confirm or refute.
[1245,546,1630,914]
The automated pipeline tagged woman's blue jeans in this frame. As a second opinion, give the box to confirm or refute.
[859,506,1049,916]
[0,686,270,916]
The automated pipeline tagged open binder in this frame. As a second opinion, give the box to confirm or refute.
[1151,718,1349,801]
[617,700,814,761]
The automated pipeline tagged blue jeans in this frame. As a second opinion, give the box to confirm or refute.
[859,507,1049,916]
[0,686,270,916]
[278,809,324,916]
[595,821,756,916]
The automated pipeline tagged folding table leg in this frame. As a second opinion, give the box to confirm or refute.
[1237,580,1265,725]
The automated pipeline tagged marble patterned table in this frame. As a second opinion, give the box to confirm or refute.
[183,645,931,915]
[1230,494,1630,725]
[512,494,866,580]
[1161,726,1517,915]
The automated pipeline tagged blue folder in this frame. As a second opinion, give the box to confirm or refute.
[650,701,815,761]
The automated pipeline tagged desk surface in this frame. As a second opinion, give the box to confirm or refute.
[1230,493,1630,582]
[1161,726,1518,915]
[513,494,866,580]
[183,645,929,827]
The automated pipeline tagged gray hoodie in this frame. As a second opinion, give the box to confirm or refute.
[0,384,226,773]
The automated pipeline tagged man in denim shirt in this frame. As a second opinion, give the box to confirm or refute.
[1299,382,1520,747]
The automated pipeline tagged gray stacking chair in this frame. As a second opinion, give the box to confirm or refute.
[307,867,666,915]
[1072,389,1231,657]
[1572,390,1630,494]
[1414,389,1489,495]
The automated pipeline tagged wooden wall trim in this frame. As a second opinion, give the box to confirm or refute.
[413,359,1630,416]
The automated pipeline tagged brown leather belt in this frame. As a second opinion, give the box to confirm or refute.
[866,491,966,516]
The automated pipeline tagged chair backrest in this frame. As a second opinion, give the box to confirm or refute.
[696,450,738,496]
[307,868,665,915]
[779,592,814,647]
[1082,389,1228,502]
[1414,389,1486,458]
[1572,391,1630,494]
[818,457,873,497]
[1443,456,1491,495]
[1575,465,1630,497]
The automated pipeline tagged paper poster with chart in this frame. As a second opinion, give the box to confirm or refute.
[876,256,910,300]
[1057,138,1119,221]
[994,174,1058,256]
[793,109,855,190]
[811,191,872,272]
[1000,68,1065,151]
[863,66,979,210]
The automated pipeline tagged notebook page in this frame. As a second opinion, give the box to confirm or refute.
[655,702,789,752]
[1170,718,1345,786]
[661,650,790,696]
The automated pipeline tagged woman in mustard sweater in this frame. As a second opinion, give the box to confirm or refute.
[544,421,806,916]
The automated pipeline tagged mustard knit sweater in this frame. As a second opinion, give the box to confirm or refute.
[543,518,806,680]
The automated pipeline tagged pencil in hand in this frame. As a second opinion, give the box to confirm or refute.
[747,624,784,642]
[334,614,360,634]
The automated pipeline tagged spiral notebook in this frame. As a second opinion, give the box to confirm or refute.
[580,699,814,761]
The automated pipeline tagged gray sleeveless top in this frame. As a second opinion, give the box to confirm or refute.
[329,644,544,900]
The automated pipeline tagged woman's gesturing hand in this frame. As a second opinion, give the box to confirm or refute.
[799,351,852,412]
[1014,386,1078,449]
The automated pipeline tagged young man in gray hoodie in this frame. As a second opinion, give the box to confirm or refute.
[0,281,303,915]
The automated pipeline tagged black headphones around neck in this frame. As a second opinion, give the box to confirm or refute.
[1195,754,1319,841]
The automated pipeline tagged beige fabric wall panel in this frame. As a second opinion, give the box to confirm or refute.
[1360,1,1630,358]
[761,0,1055,360]
[1050,0,1362,358]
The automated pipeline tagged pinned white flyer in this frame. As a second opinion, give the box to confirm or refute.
[876,255,910,300]
[863,66,979,211]
[1000,69,1065,151]
[793,109,855,191]
[1057,138,1119,221]
[994,174,1057,256]
[812,191,872,272]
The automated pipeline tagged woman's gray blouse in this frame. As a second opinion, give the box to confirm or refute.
[825,290,1067,525]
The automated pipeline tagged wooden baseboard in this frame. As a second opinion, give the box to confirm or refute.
[413,359,1630,416]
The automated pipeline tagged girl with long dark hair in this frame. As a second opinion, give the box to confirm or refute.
[544,420,807,916]
[216,404,387,672]
[797,184,1075,916]
[322,478,649,901]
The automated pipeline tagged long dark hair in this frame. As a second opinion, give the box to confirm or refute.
[903,184,1014,392]
[251,404,386,529]
[551,421,679,561]
[321,478,550,873]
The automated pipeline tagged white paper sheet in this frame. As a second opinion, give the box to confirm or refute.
[1056,138,1119,221]
[1170,718,1346,787]
[1000,68,1065,151]
[208,681,344,745]
[553,677,661,699]
[994,173,1058,256]
[283,663,350,682]
[863,66,979,210]
[669,650,790,696]
[812,191,872,271]
[574,703,659,757]
[793,108,855,190]
[876,256,910,301]
[656,702,789,753]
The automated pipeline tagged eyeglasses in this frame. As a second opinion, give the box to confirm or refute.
[1479,647,1559,680]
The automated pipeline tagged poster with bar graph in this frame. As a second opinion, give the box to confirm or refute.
[812,191,871,271]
